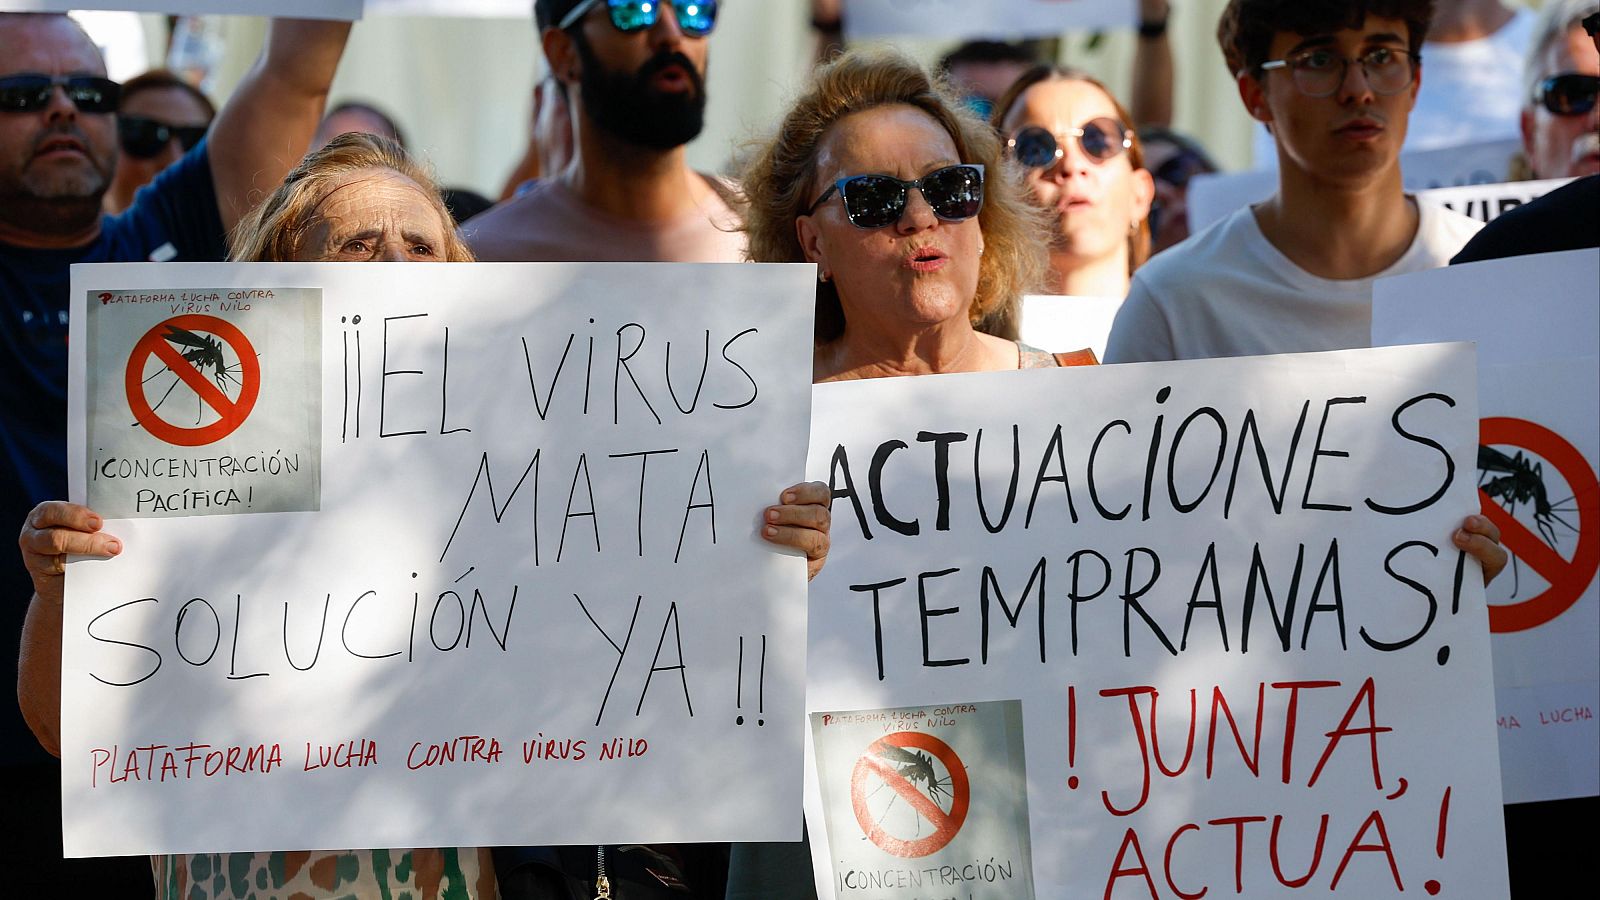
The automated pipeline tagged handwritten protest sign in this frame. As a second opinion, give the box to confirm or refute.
[62,261,814,857]
[0,0,361,19]
[842,0,1134,40]
[1416,178,1574,225]
[804,344,1509,897]
[1018,294,1123,360]
[1188,139,1523,234]
[1374,249,1600,805]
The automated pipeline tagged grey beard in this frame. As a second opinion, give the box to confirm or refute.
[0,186,105,238]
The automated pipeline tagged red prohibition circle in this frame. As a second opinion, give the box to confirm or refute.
[124,314,260,447]
[849,730,971,858]
[1478,417,1600,633]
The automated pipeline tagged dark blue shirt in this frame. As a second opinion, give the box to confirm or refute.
[0,140,226,764]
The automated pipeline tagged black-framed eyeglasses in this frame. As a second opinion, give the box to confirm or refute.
[118,115,208,158]
[1257,46,1419,98]
[0,74,121,114]
[805,164,985,229]
[1006,120,1132,169]
[558,0,718,37]
[1535,73,1599,117]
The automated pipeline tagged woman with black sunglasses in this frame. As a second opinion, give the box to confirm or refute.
[742,50,1093,383]
[104,69,214,215]
[992,66,1155,301]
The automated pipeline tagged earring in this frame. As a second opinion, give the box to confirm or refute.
[818,269,831,283]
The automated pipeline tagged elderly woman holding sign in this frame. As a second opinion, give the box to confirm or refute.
[741,50,1096,373]
[18,132,830,900]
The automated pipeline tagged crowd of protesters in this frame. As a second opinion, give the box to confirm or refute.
[4,0,1597,897]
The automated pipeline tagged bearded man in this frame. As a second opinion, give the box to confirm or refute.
[465,0,743,262]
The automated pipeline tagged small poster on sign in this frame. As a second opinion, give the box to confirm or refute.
[83,287,322,518]
[811,700,1036,899]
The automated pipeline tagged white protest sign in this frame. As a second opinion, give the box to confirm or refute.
[1415,178,1575,226]
[62,261,814,857]
[1188,139,1522,234]
[0,0,361,19]
[1018,294,1122,360]
[804,344,1509,898]
[842,0,1134,40]
[1374,249,1600,804]
[365,0,528,16]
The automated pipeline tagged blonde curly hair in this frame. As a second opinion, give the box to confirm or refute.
[739,49,1048,342]
[229,131,473,263]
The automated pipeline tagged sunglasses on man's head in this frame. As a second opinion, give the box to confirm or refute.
[0,74,120,114]
[118,115,207,159]
[806,164,985,230]
[1006,120,1131,169]
[1536,73,1599,116]
[559,0,718,37]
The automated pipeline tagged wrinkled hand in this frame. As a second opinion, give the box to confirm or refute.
[1454,514,1506,586]
[18,501,120,605]
[762,482,831,581]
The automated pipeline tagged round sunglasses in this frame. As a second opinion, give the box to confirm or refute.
[1006,120,1131,169]
[1535,73,1599,117]
[559,0,718,37]
[118,115,208,159]
[0,74,121,114]
[805,164,985,229]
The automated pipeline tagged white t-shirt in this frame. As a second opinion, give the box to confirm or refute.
[1252,7,1536,166]
[1103,200,1483,363]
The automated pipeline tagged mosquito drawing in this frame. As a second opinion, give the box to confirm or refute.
[1478,445,1580,597]
[860,744,956,841]
[135,325,246,426]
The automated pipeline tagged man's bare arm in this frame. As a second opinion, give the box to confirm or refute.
[208,18,352,235]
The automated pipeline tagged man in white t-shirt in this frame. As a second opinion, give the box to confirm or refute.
[464,0,744,263]
[1251,0,1535,163]
[1106,0,1483,363]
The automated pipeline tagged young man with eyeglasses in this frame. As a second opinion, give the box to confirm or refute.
[1453,1,1599,263]
[464,0,744,264]
[1248,0,1536,164]
[0,12,349,893]
[1104,0,1482,364]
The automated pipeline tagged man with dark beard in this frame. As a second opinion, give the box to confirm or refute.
[0,12,349,892]
[464,0,744,262]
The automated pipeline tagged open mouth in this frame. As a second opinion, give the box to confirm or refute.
[651,64,692,91]
[904,248,948,272]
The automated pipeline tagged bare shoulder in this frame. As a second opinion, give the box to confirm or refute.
[460,181,564,261]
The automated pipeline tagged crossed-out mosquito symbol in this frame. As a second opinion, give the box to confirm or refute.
[134,324,249,426]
